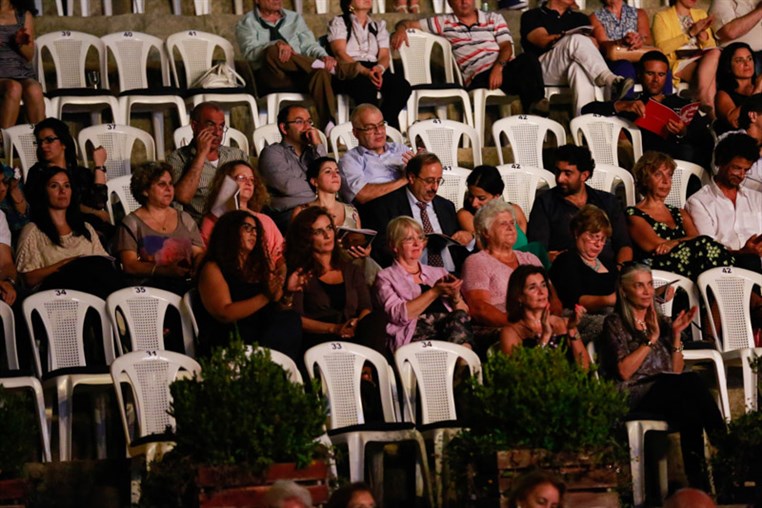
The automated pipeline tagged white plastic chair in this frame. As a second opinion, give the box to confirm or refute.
[173,124,249,154]
[107,286,195,358]
[248,346,303,385]
[408,119,482,168]
[492,115,567,168]
[23,289,115,461]
[698,266,762,413]
[105,175,141,225]
[56,0,111,15]
[497,164,556,216]
[78,124,156,179]
[304,341,433,505]
[0,300,52,462]
[570,114,643,168]
[666,159,707,208]
[394,341,482,507]
[102,31,189,160]
[166,30,260,131]
[110,350,201,461]
[252,123,328,156]
[36,30,122,125]
[438,166,472,210]
[329,121,405,160]
[1,124,37,181]
[651,270,731,421]
[180,289,199,339]
[586,163,637,206]
[397,30,474,129]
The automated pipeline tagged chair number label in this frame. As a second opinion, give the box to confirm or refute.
[442,165,453,171]
[432,119,442,124]
[107,123,117,130]
[146,350,158,357]
[134,287,146,293]
[421,341,432,348]
[511,163,521,169]
[55,289,67,296]
[188,31,197,36]
[518,115,528,120]
[61,31,71,37]
[722,267,733,273]
[330,342,342,350]
[123,32,133,37]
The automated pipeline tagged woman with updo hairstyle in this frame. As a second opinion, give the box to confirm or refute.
[626,151,733,280]
[507,471,566,508]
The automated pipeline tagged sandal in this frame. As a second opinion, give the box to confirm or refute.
[394,3,408,12]
[409,2,420,12]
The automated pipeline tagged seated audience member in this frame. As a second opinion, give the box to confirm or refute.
[259,105,327,232]
[391,0,548,116]
[374,216,473,352]
[581,51,714,169]
[461,200,543,328]
[328,0,411,129]
[715,42,762,135]
[519,0,634,116]
[0,211,17,305]
[664,488,718,508]
[550,205,617,342]
[363,152,473,270]
[527,145,633,266]
[627,152,734,279]
[0,163,28,241]
[710,0,762,74]
[27,118,111,241]
[652,0,720,114]
[236,0,359,130]
[590,0,657,98]
[293,157,360,229]
[598,262,724,490]
[196,210,305,361]
[339,104,413,206]
[285,206,372,349]
[115,162,204,295]
[201,160,282,268]
[507,471,566,508]
[15,166,121,297]
[0,0,44,129]
[326,482,377,508]
[167,102,247,223]
[499,265,590,369]
[734,94,762,192]
[262,480,312,508]
[686,133,762,272]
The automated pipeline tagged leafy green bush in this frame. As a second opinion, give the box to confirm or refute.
[712,404,762,502]
[0,385,36,476]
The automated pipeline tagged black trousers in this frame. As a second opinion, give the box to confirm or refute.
[333,63,412,129]
[467,53,545,111]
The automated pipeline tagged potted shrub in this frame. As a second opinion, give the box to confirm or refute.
[447,346,629,507]
[140,340,329,508]
[0,386,36,507]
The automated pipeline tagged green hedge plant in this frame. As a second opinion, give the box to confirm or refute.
[0,385,36,476]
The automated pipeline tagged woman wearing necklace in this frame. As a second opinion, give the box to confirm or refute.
[115,162,204,295]
[598,262,724,490]
[500,265,590,369]
[374,216,473,353]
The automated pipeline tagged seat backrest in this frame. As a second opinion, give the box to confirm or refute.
[394,340,481,425]
[587,163,636,206]
[107,286,195,358]
[397,30,455,87]
[329,121,404,160]
[252,124,328,156]
[78,124,157,178]
[666,159,707,208]
[36,30,109,92]
[0,300,19,370]
[2,124,37,180]
[570,114,643,167]
[105,174,141,225]
[248,346,303,385]
[304,341,401,430]
[110,350,201,443]
[409,119,482,167]
[166,30,235,89]
[697,266,761,352]
[180,289,199,338]
[439,166,472,210]
[173,125,194,149]
[23,289,113,377]
[651,269,701,342]
[497,163,556,216]
[492,115,567,168]
[102,31,171,91]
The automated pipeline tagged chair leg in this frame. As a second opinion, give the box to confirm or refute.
[151,111,166,161]
[432,431,445,508]
[56,377,73,461]
[346,434,365,483]
[741,353,758,412]
[626,421,647,508]
[413,433,435,508]
[172,0,181,14]
[30,383,52,462]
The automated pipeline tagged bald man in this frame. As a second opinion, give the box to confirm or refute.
[663,488,717,508]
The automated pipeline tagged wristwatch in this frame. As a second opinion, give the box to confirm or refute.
[94,165,107,173]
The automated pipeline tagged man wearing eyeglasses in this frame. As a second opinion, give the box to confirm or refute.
[259,104,328,232]
[167,102,247,223]
[363,152,474,270]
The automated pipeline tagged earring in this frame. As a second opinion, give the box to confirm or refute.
[349,4,355,12]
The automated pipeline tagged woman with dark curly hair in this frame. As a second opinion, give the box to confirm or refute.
[286,206,372,349]
[0,0,44,128]
[507,471,565,508]
[200,160,283,266]
[325,482,377,508]
[196,210,306,360]
[114,162,204,294]
[715,42,762,134]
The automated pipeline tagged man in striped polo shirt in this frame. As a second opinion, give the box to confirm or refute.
[391,0,548,115]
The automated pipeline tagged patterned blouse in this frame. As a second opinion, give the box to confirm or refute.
[594,4,639,41]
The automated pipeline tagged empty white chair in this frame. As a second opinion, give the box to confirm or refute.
[105,175,141,225]
[23,289,115,461]
[409,119,482,168]
[438,166,471,210]
[666,159,707,208]
[587,163,637,206]
[329,121,405,160]
[497,164,556,216]
[570,114,643,168]
[492,115,567,168]
[252,123,328,156]
[1,124,37,181]
[78,124,156,179]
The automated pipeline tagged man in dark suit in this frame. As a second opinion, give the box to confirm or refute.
[363,152,474,271]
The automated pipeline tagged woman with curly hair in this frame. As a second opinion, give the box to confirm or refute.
[286,206,372,349]
[196,210,306,360]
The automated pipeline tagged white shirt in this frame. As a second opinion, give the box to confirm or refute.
[405,188,456,273]
[710,0,762,51]
[685,178,762,250]
[716,130,762,193]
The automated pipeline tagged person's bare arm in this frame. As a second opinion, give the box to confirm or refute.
[0,244,17,284]
[578,293,616,312]
[353,178,408,204]
[716,90,742,130]
[715,3,762,42]
[525,27,561,51]
[390,20,424,50]
[21,257,78,288]
[174,128,214,204]
[15,12,35,62]
[463,289,508,327]
[636,9,653,46]
[198,261,270,323]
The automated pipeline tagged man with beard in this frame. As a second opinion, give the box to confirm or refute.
[527,144,633,266]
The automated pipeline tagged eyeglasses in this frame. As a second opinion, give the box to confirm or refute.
[414,175,445,186]
[355,121,387,133]
[579,232,608,244]
[240,223,257,233]
[285,118,314,127]
[401,234,427,245]
[200,121,228,133]
[234,175,256,184]
[311,223,335,237]
[35,136,60,145]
